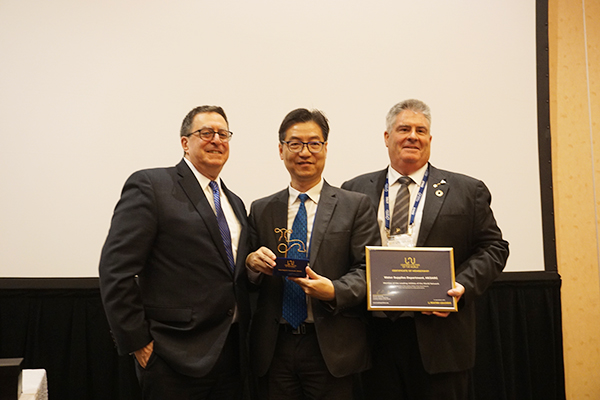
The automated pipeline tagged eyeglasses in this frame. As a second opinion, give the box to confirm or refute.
[281,140,326,154]
[188,128,233,142]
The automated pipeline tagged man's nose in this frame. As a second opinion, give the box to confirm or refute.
[299,143,312,155]
[210,132,224,143]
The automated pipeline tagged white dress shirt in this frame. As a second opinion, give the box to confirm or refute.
[183,158,242,263]
[378,163,429,247]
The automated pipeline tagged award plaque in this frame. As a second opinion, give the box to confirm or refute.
[366,246,457,312]
[273,228,309,277]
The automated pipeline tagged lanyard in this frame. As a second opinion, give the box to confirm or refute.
[384,166,429,233]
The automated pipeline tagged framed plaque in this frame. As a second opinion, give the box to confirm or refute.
[366,246,457,312]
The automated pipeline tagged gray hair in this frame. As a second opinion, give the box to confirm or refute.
[385,99,431,132]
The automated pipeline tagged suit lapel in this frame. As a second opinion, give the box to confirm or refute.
[366,169,387,210]
[221,181,246,231]
[269,190,289,255]
[309,181,337,272]
[417,164,448,246]
[176,160,232,274]
[260,190,289,295]
[221,180,248,278]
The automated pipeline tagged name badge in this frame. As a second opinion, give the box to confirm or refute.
[387,234,414,248]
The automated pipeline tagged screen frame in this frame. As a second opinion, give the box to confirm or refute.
[0,0,558,289]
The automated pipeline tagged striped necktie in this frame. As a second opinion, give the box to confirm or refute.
[390,176,413,235]
[209,181,235,273]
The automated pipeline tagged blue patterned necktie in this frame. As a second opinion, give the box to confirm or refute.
[209,181,235,273]
[282,193,309,328]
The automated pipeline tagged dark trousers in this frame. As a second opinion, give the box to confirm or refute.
[135,324,243,400]
[258,323,354,400]
[361,317,470,400]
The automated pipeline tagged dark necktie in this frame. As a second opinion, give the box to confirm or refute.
[282,193,309,328]
[390,176,413,235]
[386,177,415,321]
[209,181,235,273]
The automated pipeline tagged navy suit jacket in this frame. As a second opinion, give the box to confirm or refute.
[99,159,250,378]
[342,164,509,373]
[247,181,381,378]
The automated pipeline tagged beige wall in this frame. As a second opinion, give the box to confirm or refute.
[549,0,600,398]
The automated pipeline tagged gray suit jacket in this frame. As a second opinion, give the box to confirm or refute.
[99,159,251,378]
[342,164,509,373]
[248,181,381,378]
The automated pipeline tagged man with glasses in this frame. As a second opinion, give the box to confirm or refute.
[245,108,380,399]
[342,99,509,399]
[99,106,251,399]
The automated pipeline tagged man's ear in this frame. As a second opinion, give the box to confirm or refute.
[181,136,189,154]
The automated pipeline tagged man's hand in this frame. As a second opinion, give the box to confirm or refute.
[134,340,154,368]
[246,246,276,275]
[422,282,465,318]
[290,266,335,301]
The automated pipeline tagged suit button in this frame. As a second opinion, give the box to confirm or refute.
[227,309,234,316]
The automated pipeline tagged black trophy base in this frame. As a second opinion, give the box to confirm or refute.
[274,258,308,277]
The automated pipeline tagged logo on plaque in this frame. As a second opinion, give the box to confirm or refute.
[400,257,420,269]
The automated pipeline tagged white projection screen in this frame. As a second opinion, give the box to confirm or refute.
[0,0,544,278]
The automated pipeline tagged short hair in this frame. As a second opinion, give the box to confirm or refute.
[278,108,330,142]
[180,105,228,137]
[386,99,432,132]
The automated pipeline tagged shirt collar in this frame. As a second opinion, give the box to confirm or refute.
[388,163,428,186]
[288,178,323,204]
[183,157,220,190]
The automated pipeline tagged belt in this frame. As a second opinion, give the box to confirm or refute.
[280,323,316,335]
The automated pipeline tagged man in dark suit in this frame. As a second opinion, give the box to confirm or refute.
[342,99,509,399]
[99,105,250,399]
[245,108,380,399]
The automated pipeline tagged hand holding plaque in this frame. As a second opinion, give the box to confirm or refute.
[273,227,309,277]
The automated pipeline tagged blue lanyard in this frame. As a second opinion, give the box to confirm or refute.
[384,166,429,232]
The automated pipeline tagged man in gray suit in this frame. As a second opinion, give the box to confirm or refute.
[342,99,509,399]
[245,108,380,399]
[99,106,250,399]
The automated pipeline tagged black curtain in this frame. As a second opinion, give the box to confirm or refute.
[473,275,565,399]
[0,274,565,400]
[0,288,140,400]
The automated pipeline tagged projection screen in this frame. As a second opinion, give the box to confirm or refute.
[0,0,544,277]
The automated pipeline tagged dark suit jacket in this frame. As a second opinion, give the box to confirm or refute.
[248,181,381,378]
[342,164,509,374]
[99,159,251,378]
